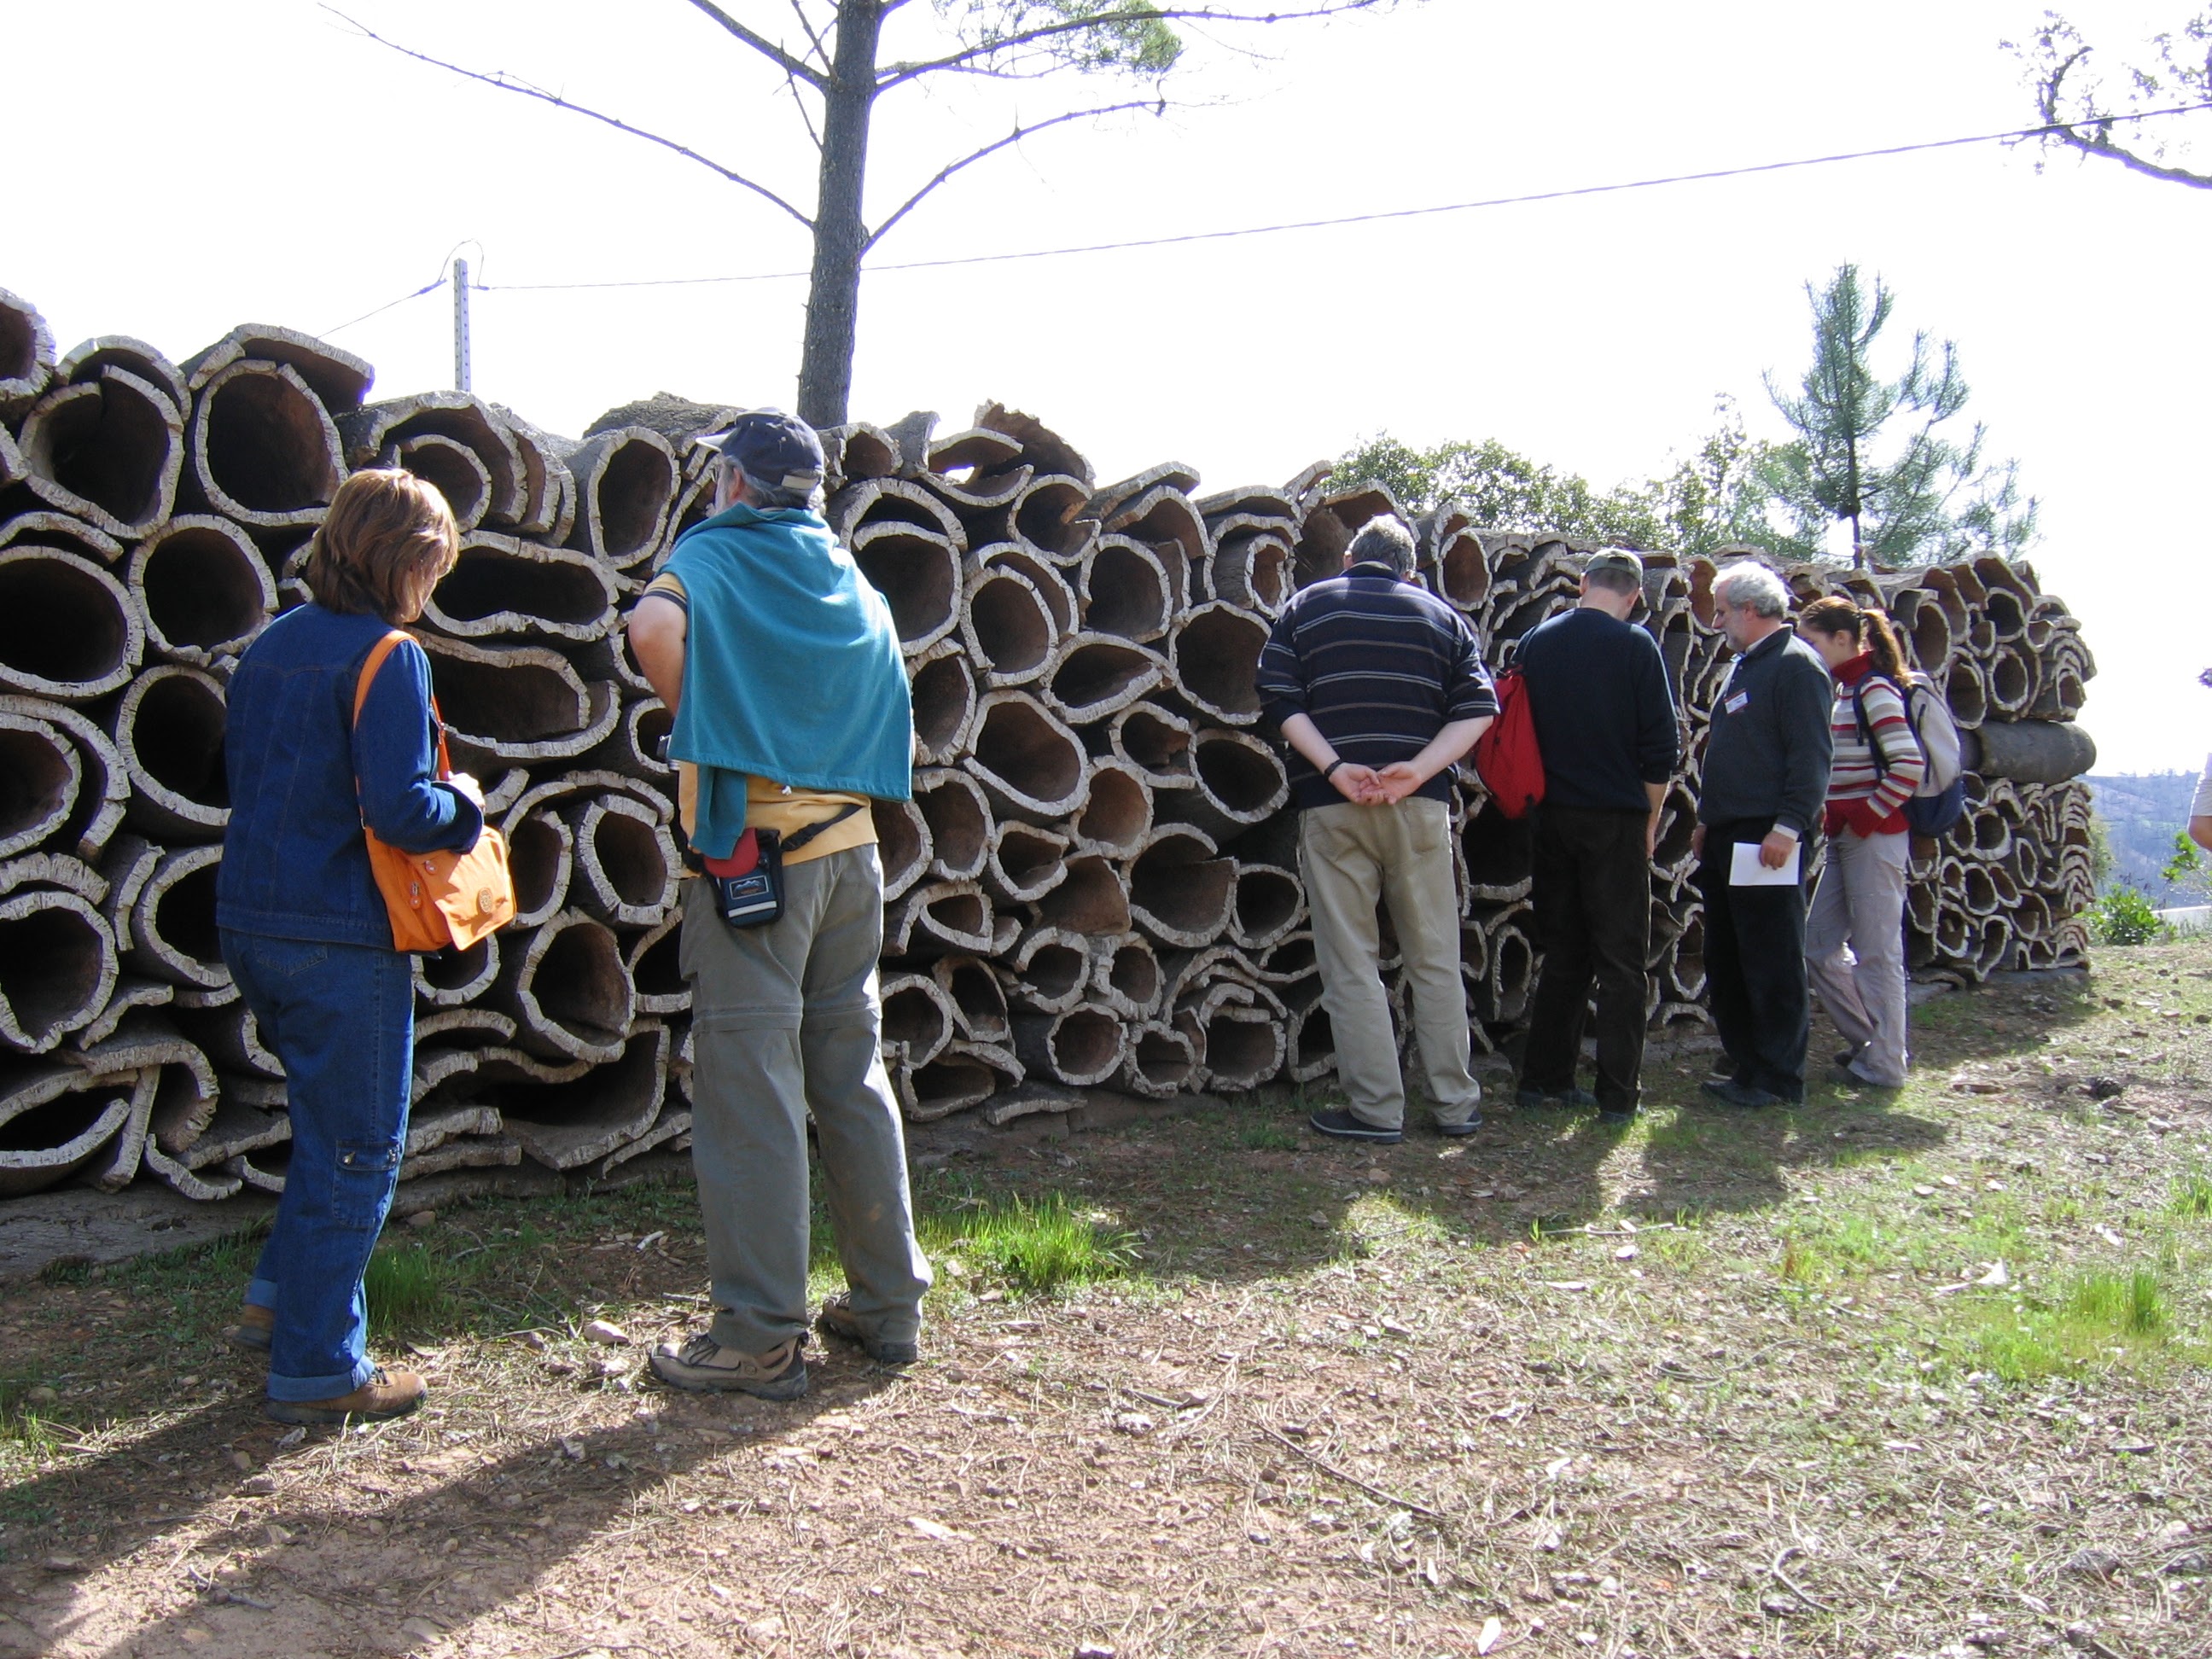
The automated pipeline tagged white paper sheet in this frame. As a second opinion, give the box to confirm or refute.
[1730,840,1801,887]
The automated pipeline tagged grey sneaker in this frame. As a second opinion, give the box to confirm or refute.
[817,1292,920,1366]
[649,1334,808,1400]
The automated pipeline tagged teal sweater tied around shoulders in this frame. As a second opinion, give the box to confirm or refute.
[662,502,913,860]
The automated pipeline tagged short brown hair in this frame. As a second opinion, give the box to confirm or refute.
[306,469,459,623]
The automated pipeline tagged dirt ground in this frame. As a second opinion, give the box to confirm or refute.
[2,942,2208,1659]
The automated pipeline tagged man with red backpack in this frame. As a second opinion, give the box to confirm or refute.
[1508,551,1681,1125]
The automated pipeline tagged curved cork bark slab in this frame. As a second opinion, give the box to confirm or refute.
[0,545,143,702]
[423,533,617,643]
[130,516,275,667]
[186,359,341,530]
[16,367,183,538]
[114,665,230,841]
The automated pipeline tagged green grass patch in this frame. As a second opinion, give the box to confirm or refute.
[1238,1122,1300,1152]
[1965,1267,2178,1382]
[364,1242,461,1338]
[921,1192,1134,1295]
[2171,1165,2212,1220]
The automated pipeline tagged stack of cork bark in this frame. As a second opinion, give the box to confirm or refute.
[0,286,2099,1203]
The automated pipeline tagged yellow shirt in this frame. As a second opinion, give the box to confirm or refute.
[643,573,879,868]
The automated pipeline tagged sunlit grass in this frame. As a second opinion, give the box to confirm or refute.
[2171,1165,2212,1220]
[364,1242,460,1338]
[919,1192,1135,1295]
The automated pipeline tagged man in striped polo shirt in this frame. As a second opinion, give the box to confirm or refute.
[1255,516,1498,1144]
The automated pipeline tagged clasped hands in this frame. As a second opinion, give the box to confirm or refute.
[1329,760,1425,806]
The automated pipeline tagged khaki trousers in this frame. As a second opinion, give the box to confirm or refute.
[678,848,932,1356]
[1805,827,1912,1087]
[1298,798,1481,1130]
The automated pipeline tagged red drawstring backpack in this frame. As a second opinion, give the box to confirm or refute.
[1470,666,1545,819]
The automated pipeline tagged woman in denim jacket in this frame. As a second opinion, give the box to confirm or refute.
[216,470,483,1424]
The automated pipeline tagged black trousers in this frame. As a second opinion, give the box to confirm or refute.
[1520,805,1652,1112]
[1696,816,1811,1102]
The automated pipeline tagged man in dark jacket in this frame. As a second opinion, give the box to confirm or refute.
[1513,551,1679,1123]
[1693,561,1835,1108]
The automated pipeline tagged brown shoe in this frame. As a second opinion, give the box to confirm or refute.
[264,1366,426,1425]
[649,1333,807,1400]
[817,1293,919,1366]
[224,1302,273,1353]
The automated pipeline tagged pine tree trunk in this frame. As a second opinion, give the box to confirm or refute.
[797,1,884,428]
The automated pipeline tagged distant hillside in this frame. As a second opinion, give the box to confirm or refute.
[2087,771,2209,905]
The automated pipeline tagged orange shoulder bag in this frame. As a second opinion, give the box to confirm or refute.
[352,631,515,953]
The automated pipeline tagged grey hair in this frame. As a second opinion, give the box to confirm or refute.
[725,459,823,514]
[1347,515,1417,577]
[1713,561,1790,620]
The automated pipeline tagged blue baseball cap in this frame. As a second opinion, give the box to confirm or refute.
[696,408,825,495]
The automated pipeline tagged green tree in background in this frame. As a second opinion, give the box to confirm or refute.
[1761,265,2038,568]
[1332,401,1776,555]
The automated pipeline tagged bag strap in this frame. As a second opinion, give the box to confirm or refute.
[352,629,453,785]
[780,801,864,855]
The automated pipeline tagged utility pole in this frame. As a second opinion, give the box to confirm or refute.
[451,257,472,393]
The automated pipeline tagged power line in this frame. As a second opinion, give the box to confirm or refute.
[323,276,445,336]
[472,99,2212,295]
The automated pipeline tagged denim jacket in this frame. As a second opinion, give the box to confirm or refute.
[217,604,484,947]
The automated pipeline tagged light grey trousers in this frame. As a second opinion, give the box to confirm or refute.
[1805,827,1912,1087]
[678,849,931,1356]
[1298,797,1483,1131]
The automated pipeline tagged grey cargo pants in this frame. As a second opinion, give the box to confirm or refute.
[678,847,932,1356]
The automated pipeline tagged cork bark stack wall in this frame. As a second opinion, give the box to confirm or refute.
[0,287,2100,1202]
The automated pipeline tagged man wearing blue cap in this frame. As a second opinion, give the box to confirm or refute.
[626,410,929,1400]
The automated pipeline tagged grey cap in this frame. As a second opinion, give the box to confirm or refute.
[1583,550,1644,582]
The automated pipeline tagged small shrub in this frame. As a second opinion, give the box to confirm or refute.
[2091,886,2168,946]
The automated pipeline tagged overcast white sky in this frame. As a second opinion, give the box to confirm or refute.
[9,0,2208,771]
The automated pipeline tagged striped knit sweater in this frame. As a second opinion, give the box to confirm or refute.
[1824,652,1926,838]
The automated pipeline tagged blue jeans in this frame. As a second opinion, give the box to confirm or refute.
[219,929,414,1402]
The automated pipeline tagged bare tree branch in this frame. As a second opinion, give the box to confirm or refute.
[328,8,815,228]
[864,96,1166,248]
[876,3,1385,90]
[2035,44,2212,188]
[783,0,834,74]
[784,61,826,150]
[684,0,828,87]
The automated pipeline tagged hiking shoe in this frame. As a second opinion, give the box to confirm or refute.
[1699,1077,1781,1110]
[1307,1108,1402,1144]
[264,1366,425,1426]
[224,1302,273,1353]
[1516,1085,1597,1110]
[1597,1104,1639,1126]
[817,1293,920,1367]
[649,1333,808,1400]
[1834,1045,1865,1070]
[1434,1111,1484,1138]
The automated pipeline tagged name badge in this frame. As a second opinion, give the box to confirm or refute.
[1724,690,1750,715]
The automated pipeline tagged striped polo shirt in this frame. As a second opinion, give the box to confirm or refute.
[1255,562,1498,810]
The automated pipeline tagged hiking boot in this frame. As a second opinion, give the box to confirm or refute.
[264,1366,425,1426]
[1834,1045,1865,1070]
[1597,1103,1639,1127]
[224,1302,273,1353]
[816,1293,919,1367]
[649,1333,808,1400]
[1700,1077,1781,1110]
[1306,1108,1402,1144]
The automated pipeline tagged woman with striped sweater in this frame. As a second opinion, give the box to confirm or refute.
[1796,597,1926,1089]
